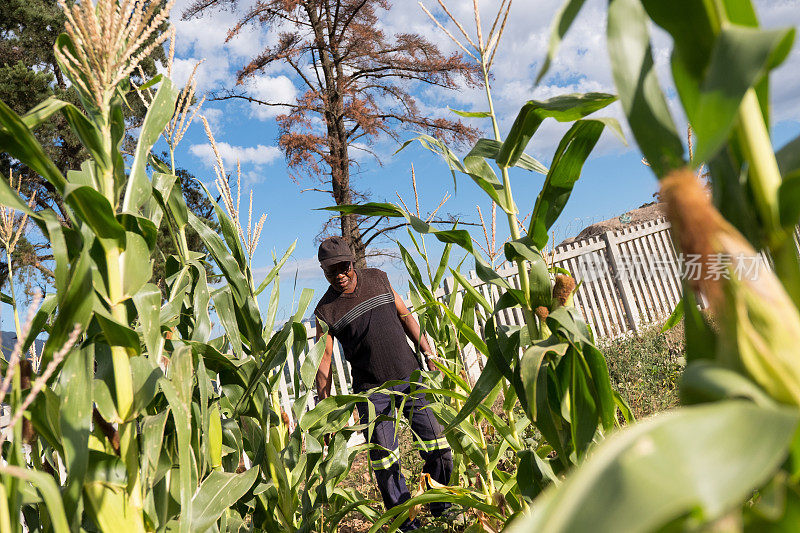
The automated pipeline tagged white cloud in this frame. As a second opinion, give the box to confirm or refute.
[168,0,282,92]
[244,75,298,120]
[200,107,225,128]
[189,142,281,168]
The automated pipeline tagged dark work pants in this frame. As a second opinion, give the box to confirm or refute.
[355,381,453,516]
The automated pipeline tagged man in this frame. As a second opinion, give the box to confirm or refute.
[313,236,452,531]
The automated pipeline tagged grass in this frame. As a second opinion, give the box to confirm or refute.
[601,322,685,419]
[335,321,686,531]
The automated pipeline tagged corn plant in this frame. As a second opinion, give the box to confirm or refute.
[0,1,374,531]
[502,0,800,530]
[325,2,630,527]
[398,220,531,516]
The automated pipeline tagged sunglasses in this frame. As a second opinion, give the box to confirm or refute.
[323,262,353,278]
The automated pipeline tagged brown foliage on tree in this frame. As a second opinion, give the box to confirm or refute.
[183,0,481,265]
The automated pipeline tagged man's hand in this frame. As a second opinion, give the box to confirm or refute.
[424,352,444,374]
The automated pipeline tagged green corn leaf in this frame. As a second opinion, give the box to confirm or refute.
[568,349,599,459]
[118,213,159,251]
[445,317,523,431]
[517,448,561,500]
[83,483,146,533]
[190,261,212,343]
[60,103,110,171]
[681,281,717,364]
[130,355,163,416]
[167,178,189,229]
[661,300,684,332]
[707,143,764,248]
[321,203,477,254]
[141,410,169,487]
[612,390,635,424]
[536,0,589,83]
[777,131,800,179]
[432,242,453,290]
[20,294,56,355]
[95,312,141,358]
[186,468,259,531]
[644,0,793,162]
[188,341,244,375]
[470,138,549,174]
[679,360,775,407]
[369,488,505,533]
[21,96,69,129]
[448,107,492,118]
[508,401,799,532]
[528,119,620,248]
[299,330,328,390]
[264,272,280,335]
[607,0,684,178]
[689,25,793,163]
[451,268,492,312]
[194,180,250,271]
[298,393,368,432]
[293,287,314,322]
[133,284,163,361]
[123,78,178,212]
[547,306,593,346]
[519,339,570,422]
[496,93,617,169]
[397,240,423,287]
[778,171,800,227]
[582,343,616,430]
[534,366,570,466]
[121,231,153,300]
[503,237,552,306]
[772,238,800,309]
[187,210,267,354]
[212,286,244,360]
[441,358,502,432]
[255,240,296,296]
[463,141,515,213]
[159,347,194,533]
[233,322,294,415]
[146,172,177,228]
[58,343,94,526]
[62,184,126,249]
[85,451,127,487]
[93,379,118,424]
[0,466,70,533]
[27,388,63,453]
[0,100,66,193]
[197,357,211,478]
[67,160,98,189]
[396,134,466,193]
[439,304,489,357]
[40,245,93,368]
[45,213,78,288]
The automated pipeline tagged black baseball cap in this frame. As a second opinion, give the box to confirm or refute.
[318,236,355,268]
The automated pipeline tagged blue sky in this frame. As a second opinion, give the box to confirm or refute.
[154,0,800,324]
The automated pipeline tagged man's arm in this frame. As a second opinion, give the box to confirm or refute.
[393,289,435,367]
[315,321,334,401]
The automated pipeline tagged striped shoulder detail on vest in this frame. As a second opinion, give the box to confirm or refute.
[333,292,394,331]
